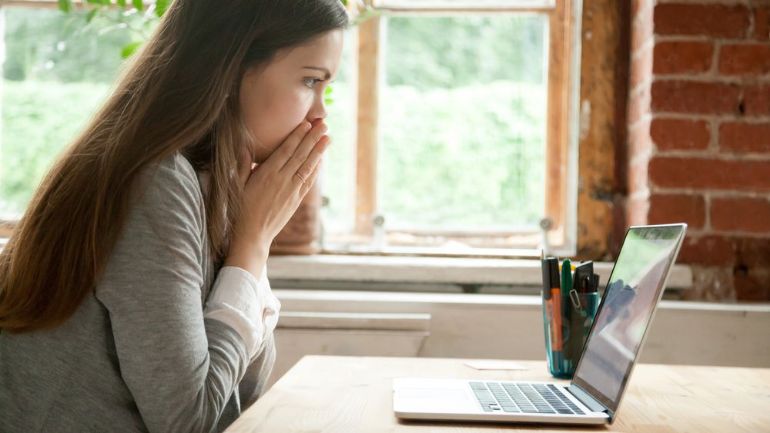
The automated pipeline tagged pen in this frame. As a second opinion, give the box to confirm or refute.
[561,258,573,293]
[550,258,564,358]
[541,257,553,357]
[542,257,561,362]
[559,259,574,370]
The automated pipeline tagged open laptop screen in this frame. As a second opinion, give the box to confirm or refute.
[572,224,686,415]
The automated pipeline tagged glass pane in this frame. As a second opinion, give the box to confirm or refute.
[320,29,357,235]
[1,7,149,218]
[380,14,548,231]
[374,0,555,9]
[1,6,357,235]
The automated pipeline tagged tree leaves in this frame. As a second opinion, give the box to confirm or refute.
[155,0,169,17]
[86,8,99,23]
[121,41,142,59]
[57,0,72,13]
[324,85,334,106]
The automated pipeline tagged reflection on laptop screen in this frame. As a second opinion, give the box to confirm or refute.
[573,225,685,412]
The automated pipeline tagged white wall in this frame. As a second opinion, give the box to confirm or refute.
[269,290,770,386]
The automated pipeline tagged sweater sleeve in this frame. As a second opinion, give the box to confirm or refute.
[94,154,267,433]
[203,265,280,361]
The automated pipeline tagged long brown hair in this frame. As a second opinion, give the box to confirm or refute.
[0,0,348,333]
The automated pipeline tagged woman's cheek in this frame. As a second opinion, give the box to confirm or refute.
[289,89,315,121]
[281,91,315,135]
[252,89,315,156]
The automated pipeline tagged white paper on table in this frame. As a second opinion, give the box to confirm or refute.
[464,360,530,371]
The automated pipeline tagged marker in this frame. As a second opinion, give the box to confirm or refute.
[545,258,563,359]
[561,258,573,295]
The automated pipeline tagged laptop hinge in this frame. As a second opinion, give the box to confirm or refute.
[567,385,607,413]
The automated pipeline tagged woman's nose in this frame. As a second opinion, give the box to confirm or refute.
[308,94,327,121]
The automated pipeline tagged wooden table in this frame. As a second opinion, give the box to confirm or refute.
[225,356,770,433]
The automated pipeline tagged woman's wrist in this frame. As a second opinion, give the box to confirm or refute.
[224,242,270,279]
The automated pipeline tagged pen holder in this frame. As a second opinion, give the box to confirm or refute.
[542,290,600,379]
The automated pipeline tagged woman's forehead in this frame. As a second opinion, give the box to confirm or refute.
[285,31,343,64]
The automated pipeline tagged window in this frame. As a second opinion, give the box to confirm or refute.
[322,0,581,256]
[0,1,155,226]
[0,0,582,257]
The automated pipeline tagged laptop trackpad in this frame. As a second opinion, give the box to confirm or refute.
[394,380,476,413]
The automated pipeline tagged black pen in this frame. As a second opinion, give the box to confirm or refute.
[541,257,562,365]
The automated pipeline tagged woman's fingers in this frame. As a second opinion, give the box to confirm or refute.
[293,135,330,188]
[232,122,329,255]
[299,161,322,197]
[281,121,328,174]
[266,121,312,168]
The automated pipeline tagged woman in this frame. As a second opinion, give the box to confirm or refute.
[0,1,347,432]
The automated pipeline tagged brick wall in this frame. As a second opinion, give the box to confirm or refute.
[628,0,770,301]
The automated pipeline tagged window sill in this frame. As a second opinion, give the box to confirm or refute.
[0,238,693,290]
[266,254,693,289]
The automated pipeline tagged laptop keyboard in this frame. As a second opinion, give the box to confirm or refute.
[469,382,585,415]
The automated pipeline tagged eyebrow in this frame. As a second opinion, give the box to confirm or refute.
[302,66,332,80]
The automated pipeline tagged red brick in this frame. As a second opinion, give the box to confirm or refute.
[736,237,770,267]
[743,84,770,116]
[755,7,770,41]
[734,237,770,300]
[678,235,735,266]
[653,41,714,74]
[734,269,770,301]
[719,122,770,153]
[719,43,770,75]
[650,118,710,151]
[648,156,770,191]
[654,4,750,38]
[651,80,741,115]
[649,193,706,228]
[712,197,770,233]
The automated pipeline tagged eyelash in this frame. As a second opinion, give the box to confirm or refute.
[303,77,323,89]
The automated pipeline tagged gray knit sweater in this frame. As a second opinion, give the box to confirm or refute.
[0,153,275,433]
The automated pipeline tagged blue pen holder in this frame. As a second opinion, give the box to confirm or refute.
[542,290,601,379]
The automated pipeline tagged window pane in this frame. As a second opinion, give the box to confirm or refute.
[380,14,548,231]
[320,29,357,235]
[1,7,148,218]
[374,0,555,9]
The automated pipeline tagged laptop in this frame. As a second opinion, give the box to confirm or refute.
[393,223,687,425]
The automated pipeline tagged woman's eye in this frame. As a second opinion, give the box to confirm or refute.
[303,77,321,88]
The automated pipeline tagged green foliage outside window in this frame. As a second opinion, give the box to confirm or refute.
[1,4,546,232]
